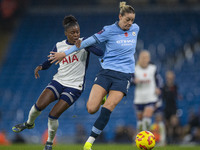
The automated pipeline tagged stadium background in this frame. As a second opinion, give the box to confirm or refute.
[0,0,200,145]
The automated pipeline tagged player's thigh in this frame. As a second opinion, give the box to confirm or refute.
[143,105,155,117]
[134,104,145,120]
[49,99,70,118]
[103,90,124,112]
[87,84,107,114]
[50,87,81,118]
[36,89,56,110]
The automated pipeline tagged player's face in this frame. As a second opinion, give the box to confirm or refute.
[166,72,175,83]
[65,25,80,44]
[119,13,135,30]
[139,52,150,68]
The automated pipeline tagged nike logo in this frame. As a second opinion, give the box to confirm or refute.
[69,92,75,96]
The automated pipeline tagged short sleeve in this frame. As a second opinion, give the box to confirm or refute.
[93,26,110,43]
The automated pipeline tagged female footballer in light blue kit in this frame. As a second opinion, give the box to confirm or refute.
[49,2,139,150]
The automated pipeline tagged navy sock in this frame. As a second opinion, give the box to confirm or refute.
[90,107,111,138]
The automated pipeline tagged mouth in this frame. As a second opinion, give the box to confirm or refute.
[126,25,131,29]
[74,38,79,41]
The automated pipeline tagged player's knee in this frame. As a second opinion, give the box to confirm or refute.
[143,112,153,118]
[49,111,61,119]
[137,115,143,120]
[35,103,45,111]
[86,105,98,114]
[87,107,98,114]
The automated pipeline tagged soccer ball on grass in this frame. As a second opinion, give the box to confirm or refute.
[135,131,156,150]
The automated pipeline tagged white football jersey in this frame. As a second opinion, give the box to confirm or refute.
[134,64,158,104]
[53,39,88,90]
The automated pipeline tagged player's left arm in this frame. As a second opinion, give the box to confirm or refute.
[81,37,104,56]
[155,71,163,95]
[85,45,104,56]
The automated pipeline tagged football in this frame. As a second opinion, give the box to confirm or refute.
[135,131,156,150]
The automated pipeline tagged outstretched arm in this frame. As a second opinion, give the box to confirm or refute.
[48,36,97,64]
[35,45,57,78]
[85,45,104,56]
[34,60,52,79]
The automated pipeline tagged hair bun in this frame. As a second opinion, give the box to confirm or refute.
[63,15,77,26]
[119,1,126,9]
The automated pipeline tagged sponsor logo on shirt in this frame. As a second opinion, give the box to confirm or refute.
[116,39,135,44]
[140,79,150,84]
[116,39,136,46]
[62,54,79,64]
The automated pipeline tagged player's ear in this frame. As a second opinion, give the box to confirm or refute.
[119,14,122,20]
[64,31,67,36]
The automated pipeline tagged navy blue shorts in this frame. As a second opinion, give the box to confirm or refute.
[135,102,157,112]
[46,80,82,106]
[94,69,132,95]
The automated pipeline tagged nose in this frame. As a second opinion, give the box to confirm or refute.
[74,32,78,37]
[128,20,133,25]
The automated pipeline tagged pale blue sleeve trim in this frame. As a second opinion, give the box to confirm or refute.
[64,36,97,56]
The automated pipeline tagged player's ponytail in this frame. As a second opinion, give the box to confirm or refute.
[63,15,78,30]
[119,1,135,16]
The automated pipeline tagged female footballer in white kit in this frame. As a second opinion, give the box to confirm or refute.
[12,15,103,150]
[133,50,162,132]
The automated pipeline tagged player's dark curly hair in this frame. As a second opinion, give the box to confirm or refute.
[63,15,78,31]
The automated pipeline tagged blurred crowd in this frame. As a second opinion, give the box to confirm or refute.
[0,0,28,32]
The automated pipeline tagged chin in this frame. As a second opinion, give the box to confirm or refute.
[124,27,130,31]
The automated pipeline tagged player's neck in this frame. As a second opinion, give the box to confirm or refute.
[117,21,127,31]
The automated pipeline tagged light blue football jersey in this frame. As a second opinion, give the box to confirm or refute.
[93,22,139,73]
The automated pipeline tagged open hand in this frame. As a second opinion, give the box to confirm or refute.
[155,88,161,95]
[34,66,42,79]
[134,78,141,84]
[48,51,66,65]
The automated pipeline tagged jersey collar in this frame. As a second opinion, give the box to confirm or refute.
[115,21,132,32]
[65,39,74,45]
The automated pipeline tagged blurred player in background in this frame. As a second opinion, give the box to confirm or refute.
[12,15,103,150]
[162,71,178,124]
[162,70,180,144]
[48,1,139,150]
[133,51,164,136]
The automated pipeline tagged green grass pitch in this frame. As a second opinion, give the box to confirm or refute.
[0,144,200,150]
